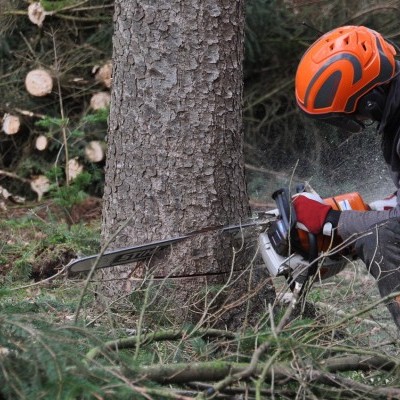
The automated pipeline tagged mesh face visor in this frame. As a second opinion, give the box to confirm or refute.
[299,110,364,133]
[320,115,364,133]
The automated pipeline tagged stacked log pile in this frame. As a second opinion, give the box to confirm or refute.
[0,1,114,201]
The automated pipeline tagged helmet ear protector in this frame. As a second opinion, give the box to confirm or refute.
[355,84,390,120]
[295,26,399,132]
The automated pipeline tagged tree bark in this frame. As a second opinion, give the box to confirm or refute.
[98,0,274,326]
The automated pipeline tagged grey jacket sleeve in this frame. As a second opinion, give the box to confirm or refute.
[338,190,400,240]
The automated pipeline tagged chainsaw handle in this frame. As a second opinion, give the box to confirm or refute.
[272,188,296,231]
[307,231,318,263]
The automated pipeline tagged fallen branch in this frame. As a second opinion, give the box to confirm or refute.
[10,266,67,292]
[86,328,236,361]
[209,289,300,395]
[322,354,396,373]
[307,368,400,399]
[0,169,30,184]
[127,361,273,384]
[122,356,399,398]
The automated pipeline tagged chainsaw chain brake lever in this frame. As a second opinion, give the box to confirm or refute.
[269,187,320,292]
[271,188,296,232]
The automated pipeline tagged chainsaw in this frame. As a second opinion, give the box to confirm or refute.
[259,187,368,292]
[67,186,369,292]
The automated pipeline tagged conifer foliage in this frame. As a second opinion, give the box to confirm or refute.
[0,0,113,201]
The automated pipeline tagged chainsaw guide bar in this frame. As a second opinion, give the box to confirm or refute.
[67,236,187,273]
[67,216,275,273]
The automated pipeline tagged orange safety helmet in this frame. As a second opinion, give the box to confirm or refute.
[295,26,398,131]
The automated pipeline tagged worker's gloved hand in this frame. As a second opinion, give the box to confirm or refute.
[292,192,340,235]
[369,192,397,211]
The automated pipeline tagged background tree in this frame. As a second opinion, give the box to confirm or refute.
[244,0,400,203]
[98,0,275,326]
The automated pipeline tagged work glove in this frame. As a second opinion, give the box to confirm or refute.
[292,192,341,235]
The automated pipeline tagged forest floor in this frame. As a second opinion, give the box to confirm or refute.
[0,198,398,347]
[0,197,102,279]
[1,196,399,349]
[1,196,400,399]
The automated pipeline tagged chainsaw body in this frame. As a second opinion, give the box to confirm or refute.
[259,189,369,284]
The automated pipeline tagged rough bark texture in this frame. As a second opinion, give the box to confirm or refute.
[99,0,274,326]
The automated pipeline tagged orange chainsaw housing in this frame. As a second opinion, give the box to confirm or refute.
[323,192,370,213]
[296,192,369,279]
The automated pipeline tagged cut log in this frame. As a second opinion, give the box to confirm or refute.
[0,185,25,211]
[30,175,50,201]
[28,2,46,27]
[94,61,112,88]
[2,114,21,135]
[90,91,111,110]
[25,69,53,97]
[0,185,25,204]
[85,140,107,162]
[68,158,83,182]
[35,135,48,151]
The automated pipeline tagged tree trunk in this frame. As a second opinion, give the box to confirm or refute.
[98,0,274,327]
